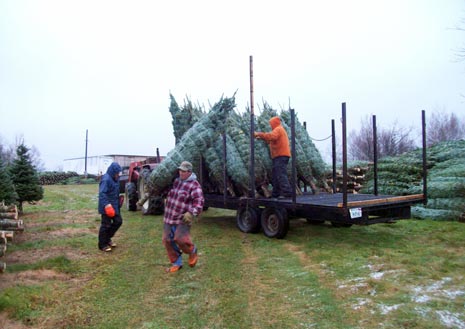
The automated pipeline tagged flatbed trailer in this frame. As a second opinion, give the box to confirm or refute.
[204,191,425,238]
[200,102,427,239]
[200,57,426,238]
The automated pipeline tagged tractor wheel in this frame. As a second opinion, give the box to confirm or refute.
[261,207,289,239]
[125,182,138,211]
[236,206,261,233]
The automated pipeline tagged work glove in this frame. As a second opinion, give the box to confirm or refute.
[104,204,116,217]
[182,212,194,225]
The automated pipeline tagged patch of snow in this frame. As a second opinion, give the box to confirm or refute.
[411,277,457,303]
[436,310,465,329]
[370,272,384,280]
[352,298,371,310]
[379,303,402,315]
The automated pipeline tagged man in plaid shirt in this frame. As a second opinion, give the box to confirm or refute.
[162,161,204,273]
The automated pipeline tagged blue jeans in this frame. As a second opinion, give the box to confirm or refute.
[271,156,292,197]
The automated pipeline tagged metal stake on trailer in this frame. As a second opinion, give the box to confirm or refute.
[249,55,256,199]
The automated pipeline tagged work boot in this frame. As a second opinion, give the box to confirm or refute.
[100,246,112,252]
[189,247,198,267]
[165,265,182,273]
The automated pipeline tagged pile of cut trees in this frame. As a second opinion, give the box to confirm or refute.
[361,140,465,221]
[0,203,23,273]
[146,95,330,198]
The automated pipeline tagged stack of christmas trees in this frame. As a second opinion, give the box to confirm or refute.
[362,140,465,221]
[146,94,329,197]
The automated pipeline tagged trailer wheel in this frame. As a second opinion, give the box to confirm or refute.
[125,182,138,211]
[261,208,289,239]
[236,207,261,233]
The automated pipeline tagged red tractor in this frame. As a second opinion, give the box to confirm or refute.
[120,154,165,215]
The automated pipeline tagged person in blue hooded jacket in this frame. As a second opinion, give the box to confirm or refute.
[98,162,123,252]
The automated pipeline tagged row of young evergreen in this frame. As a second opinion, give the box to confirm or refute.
[0,143,43,214]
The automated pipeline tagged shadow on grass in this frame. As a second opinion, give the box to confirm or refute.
[199,207,409,250]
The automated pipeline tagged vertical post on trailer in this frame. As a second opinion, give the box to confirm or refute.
[156,148,161,163]
[249,56,256,198]
[342,103,348,208]
[331,119,336,193]
[302,121,308,192]
[290,109,296,203]
[422,110,428,205]
[372,115,378,195]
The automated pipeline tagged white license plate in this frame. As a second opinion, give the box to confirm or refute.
[349,207,362,219]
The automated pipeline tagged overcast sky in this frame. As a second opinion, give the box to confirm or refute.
[1,0,464,171]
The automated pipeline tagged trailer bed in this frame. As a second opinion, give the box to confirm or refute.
[204,192,425,227]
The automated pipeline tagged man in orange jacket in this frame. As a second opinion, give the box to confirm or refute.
[254,116,293,198]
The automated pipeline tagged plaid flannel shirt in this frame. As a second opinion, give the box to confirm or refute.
[163,173,204,225]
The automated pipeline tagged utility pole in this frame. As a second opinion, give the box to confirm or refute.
[84,129,88,178]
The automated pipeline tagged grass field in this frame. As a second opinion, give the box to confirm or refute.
[0,184,464,328]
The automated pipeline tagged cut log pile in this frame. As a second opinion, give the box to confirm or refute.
[0,203,19,273]
[326,165,369,193]
[145,95,330,198]
[39,171,79,185]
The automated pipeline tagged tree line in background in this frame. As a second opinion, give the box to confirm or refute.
[348,110,465,161]
[0,141,43,213]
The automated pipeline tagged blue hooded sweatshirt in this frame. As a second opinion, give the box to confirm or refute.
[98,162,122,215]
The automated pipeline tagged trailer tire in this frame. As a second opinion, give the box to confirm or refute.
[236,207,261,233]
[261,207,289,239]
[125,182,138,211]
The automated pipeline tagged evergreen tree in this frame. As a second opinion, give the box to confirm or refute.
[0,156,17,204]
[9,143,44,213]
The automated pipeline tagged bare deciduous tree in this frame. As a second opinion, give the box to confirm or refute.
[0,135,45,171]
[427,110,465,147]
[349,116,416,161]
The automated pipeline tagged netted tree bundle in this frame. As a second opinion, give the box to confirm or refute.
[169,94,205,144]
[148,96,235,195]
[217,134,249,195]
[203,137,226,193]
[412,207,463,221]
[159,96,331,198]
[423,197,465,210]
[429,159,465,177]
[280,110,329,188]
[362,140,465,220]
